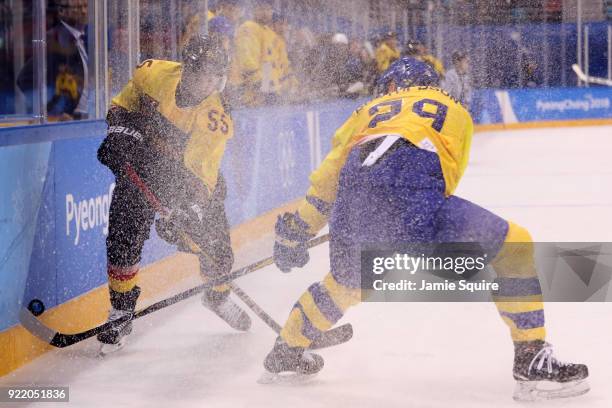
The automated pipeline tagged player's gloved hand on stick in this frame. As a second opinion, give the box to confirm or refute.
[274,212,314,273]
[156,175,224,253]
[155,203,206,250]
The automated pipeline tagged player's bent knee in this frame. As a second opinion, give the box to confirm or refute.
[491,222,536,279]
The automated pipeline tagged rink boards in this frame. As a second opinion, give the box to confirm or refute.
[0,86,611,376]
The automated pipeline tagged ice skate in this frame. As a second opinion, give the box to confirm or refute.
[512,340,589,401]
[259,337,324,384]
[97,286,140,356]
[201,289,251,332]
[97,307,134,356]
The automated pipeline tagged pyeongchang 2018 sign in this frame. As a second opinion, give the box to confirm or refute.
[536,94,610,114]
[509,88,612,122]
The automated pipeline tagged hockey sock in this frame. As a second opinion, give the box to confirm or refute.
[491,222,546,342]
[280,273,360,348]
[108,264,139,294]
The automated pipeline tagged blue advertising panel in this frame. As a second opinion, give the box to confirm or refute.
[52,137,117,303]
[510,88,612,122]
[51,137,177,304]
[249,109,312,216]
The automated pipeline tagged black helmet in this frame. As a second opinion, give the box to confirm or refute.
[182,34,229,76]
[403,39,422,56]
[382,30,397,40]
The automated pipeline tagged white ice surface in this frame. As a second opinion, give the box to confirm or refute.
[2,125,612,407]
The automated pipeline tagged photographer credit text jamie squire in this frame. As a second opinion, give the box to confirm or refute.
[371,279,499,293]
[370,253,499,293]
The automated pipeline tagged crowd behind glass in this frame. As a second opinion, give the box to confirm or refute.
[3,0,608,122]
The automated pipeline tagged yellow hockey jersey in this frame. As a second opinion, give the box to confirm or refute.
[270,31,293,94]
[375,43,401,73]
[230,20,276,87]
[228,20,277,105]
[111,59,233,193]
[297,86,473,234]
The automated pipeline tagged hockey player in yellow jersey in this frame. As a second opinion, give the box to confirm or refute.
[262,57,589,401]
[270,12,294,97]
[229,0,277,106]
[96,34,251,354]
[375,31,400,73]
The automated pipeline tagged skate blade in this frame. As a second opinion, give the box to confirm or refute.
[98,339,126,357]
[257,371,318,385]
[513,379,590,402]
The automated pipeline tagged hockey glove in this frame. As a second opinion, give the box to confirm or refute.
[274,212,314,273]
[98,106,149,176]
[155,203,206,252]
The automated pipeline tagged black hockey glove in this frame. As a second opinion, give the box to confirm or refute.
[156,185,233,279]
[98,106,149,176]
[274,212,314,273]
[155,173,227,249]
[155,203,206,252]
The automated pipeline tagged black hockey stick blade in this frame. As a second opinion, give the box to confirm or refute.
[20,279,216,347]
[310,323,353,350]
[19,234,331,348]
[19,307,131,348]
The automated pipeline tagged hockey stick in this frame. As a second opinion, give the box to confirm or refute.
[122,164,351,350]
[20,166,350,349]
[572,64,612,86]
[19,234,337,349]
[229,283,282,332]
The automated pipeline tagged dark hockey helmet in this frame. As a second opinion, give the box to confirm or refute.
[403,39,422,56]
[376,56,440,94]
[182,34,229,76]
[381,30,397,40]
